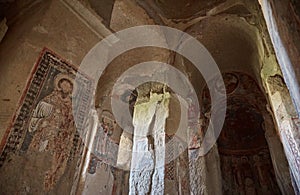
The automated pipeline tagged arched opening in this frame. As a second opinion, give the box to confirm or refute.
[0,0,299,194]
[202,72,282,194]
[175,13,293,194]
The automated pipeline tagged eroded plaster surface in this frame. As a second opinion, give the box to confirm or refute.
[0,0,299,194]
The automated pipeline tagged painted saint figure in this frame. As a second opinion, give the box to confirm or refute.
[95,111,115,157]
[28,73,75,191]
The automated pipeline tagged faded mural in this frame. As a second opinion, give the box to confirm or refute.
[201,72,281,194]
[0,49,92,194]
[0,49,293,194]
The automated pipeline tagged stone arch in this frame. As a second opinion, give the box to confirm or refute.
[200,72,292,194]
[172,12,294,194]
[90,4,297,194]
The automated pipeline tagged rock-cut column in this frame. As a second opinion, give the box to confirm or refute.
[129,92,170,195]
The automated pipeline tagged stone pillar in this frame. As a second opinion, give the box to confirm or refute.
[205,145,222,195]
[259,0,300,114]
[129,92,170,195]
[266,75,300,192]
[188,144,222,195]
[263,113,294,194]
[188,119,222,195]
[188,151,207,195]
[151,93,169,194]
[116,132,133,170]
